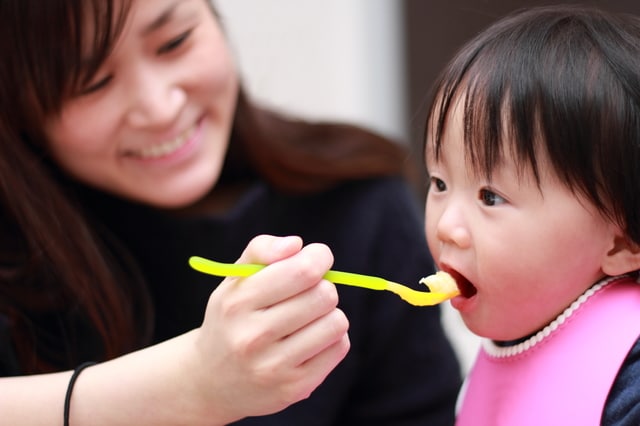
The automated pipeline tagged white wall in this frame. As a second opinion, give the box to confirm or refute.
[214,0,409,143]
[213,0,481,374]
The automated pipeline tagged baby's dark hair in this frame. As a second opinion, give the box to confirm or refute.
[425,5,640,244]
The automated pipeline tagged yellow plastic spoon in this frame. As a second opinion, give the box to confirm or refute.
[188,256,459,306]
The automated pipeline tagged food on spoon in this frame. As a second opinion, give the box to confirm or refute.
[419,271,459,296]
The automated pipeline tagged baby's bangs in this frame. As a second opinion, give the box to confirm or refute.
[428,45,543,183]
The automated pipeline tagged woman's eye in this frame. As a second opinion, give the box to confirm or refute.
[429,176,447,193]
[80,75,113,96]
[479,188,505,206]
[158,29,192,54]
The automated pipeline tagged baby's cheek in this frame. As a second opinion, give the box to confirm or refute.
[424,218,441,257]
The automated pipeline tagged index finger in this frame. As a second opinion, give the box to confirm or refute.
[238,242,335,308]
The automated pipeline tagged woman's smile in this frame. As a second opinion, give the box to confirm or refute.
[125,118,203,162]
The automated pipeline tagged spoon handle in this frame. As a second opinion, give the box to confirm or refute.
[188,256,387,291]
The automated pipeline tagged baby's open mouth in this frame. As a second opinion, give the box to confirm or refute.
[445,269,477,298]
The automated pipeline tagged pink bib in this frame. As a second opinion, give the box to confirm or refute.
[456,276,640,426]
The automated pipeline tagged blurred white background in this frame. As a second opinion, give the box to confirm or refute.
[214,0,408,142]
[213,0,481,374]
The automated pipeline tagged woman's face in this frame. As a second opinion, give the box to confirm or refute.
[45,0,239,207]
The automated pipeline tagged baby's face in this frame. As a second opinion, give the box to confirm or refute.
[423,99,616,341]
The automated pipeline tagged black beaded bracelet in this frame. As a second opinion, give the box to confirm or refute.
[64,361,96,426]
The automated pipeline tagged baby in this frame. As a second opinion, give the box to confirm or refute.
[423,5,640,425]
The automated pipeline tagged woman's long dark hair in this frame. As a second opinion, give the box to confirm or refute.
[0,0,411,373]
[425,4,640,244]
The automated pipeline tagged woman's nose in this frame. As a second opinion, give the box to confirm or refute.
[125,71,186,129]
[435,202,471,249]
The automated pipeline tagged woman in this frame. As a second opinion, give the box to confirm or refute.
[0,0,461,424]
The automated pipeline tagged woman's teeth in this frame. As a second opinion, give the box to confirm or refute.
[135,125,196,159]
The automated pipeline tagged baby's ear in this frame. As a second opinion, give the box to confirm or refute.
[602,234,640,276]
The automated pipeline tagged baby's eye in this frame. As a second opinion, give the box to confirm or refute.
[429,176,447,193]
[479,188,505,206]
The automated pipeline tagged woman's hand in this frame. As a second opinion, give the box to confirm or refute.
[191,234,351,421]
[0,235,349,426]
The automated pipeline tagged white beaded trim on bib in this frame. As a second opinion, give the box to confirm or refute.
[483,275,629,358]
